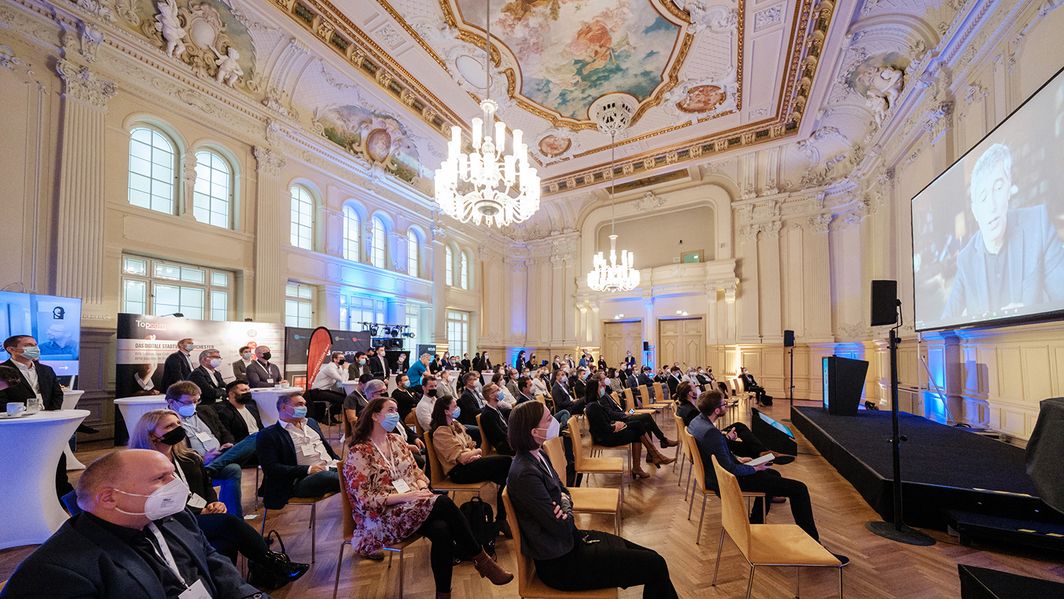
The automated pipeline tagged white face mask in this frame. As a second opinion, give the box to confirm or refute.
[534,416,561,445]
[208,358,222,369]
[114,477,190,521]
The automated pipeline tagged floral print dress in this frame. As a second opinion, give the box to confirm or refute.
[343,433,438,555]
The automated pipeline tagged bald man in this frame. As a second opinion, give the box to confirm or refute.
[0,450,268,599]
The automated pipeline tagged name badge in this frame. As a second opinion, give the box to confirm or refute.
[195,431,213,442]
[392,478,412,494]
[179,579,212,599]
[300,444,318,457]
[265,378,274,384]
[187,492,208,510]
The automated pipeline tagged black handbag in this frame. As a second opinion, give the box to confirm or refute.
[247,530,299,591]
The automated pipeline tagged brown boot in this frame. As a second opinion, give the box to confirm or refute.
[650,449,676,466]
[473,549,514,585]
[437,593,451,599]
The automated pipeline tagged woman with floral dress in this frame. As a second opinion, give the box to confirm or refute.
[343,397,513,599]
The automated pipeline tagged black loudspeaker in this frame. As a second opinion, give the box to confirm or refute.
[783,330,795,347]
[822,356,868,416]
[870,280,899,326]
[959,564,1064,598]
[1026,397,1064,515]
[642,341,649,351]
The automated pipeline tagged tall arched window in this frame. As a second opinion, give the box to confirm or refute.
[407,229,420,277]
[128,126,177,214]
[445,245,454,286]
[342,204,360,261]
[290,184,314,249]
[371,216,387,268]
[192,149,232,228]
[459,251,469,289]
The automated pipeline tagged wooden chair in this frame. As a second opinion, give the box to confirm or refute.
[568,417,625,503]
[683,427,765,545]
[476,413,495,456]
[542,437,621,534]
[333,468,422,599]
[259,491,337,563]
[587,394,632,471]
[711,456,843,598]
[674,414,692,489]
[501,490,618,599]
[622,388,656,416]
[423,431,491,498]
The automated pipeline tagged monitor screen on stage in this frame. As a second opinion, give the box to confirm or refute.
[911,67,1064,331]
[0,291,82,376]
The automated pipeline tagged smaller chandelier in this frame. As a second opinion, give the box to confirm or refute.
[587,233,640,292]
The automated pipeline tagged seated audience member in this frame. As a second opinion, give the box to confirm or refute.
[490,372,515,412]
[348,351,369,381]
[505,369,520,398]
[214,381,263,443]
[438,367,459,400]
[307,351,347,422]
[128,410,308,585]
[689,391,847,564]
[166,381,256,516]
[415,374,440,433]
[506,401,679,598]
[457,371,485,427]
[407,352,430,392]
[246,345,285,389]
[161,337,196,391]
[584,380,675,479]
[430,396,512,534]
[479,384,513,455]
[739,366,771,405]
[232,345,253,383]
[666,366,684,398]
[343,373,374,424]
[189,349,228,405]
[514,376,536,405]
[551,369,584,415]
[675,382,789,463]
[675,381,701,426]
[343,397,513,592]
[256,393,340,509]
[392,373,418,421]
[0,449,265,599]
[596,372,676,449]
[530,370,549,397]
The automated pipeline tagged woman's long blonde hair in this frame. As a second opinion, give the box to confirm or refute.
[128,408,199,462]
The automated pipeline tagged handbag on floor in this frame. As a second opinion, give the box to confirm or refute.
[248,530,304,590]
[459,496,498,557]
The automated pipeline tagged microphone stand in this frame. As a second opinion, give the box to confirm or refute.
[866,300,935,545]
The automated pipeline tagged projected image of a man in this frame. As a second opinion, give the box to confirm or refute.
[942,143,1064,320]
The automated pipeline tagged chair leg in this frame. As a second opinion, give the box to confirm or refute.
[398,549,405,599]
[310,504,317,563]
[259,509,268,535]
[839,567,844,598]
[711,529,725,585]
[332,542,347,599]
[746,565,756,599]
[696,494,708,544]
[796,567,800,598]
[687,489,695,520]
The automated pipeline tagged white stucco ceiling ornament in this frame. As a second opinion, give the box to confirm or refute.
[684,0,738,35]
[445,44,512,110]
[534,128,578,162]
[661,73,738,122]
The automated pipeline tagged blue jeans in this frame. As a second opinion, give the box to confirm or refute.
[209,463,243,517]
[556,410,572,429]
[205,433,258,471]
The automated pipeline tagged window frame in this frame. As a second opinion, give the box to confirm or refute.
[289,184,315,250]
[445,245,454,287]
[371,215,387,269]
[127,125,178,215]
[342,204,361,261]
[285,282,315,328]
[192,148,234,229]
[406,229,420,277]
[120,254,233,321]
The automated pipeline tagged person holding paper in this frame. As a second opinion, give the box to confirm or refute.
[256,393,340,510]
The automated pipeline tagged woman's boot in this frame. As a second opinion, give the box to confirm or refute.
[472,549,514,585]
[631,443,650,478]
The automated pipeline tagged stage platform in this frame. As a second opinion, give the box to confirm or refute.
[790,406,1056,530]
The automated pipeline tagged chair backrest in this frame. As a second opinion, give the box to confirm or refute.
[542,437,568,475]
[414,418,425,437]
[734,377,746,394]
[501,489,536,594]
[655,381,671,402]
[337,466,356,541]
[534,394,547,406]
[622,388,635,410]
[476,413,495,456]
[568,414,588,469]
[423,431,447,486]
[685,427,710,495]
[673,415,691,461]
[711,454,751,555]
[636,385,651,407]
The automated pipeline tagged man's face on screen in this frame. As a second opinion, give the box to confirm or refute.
[970,160,1011,253]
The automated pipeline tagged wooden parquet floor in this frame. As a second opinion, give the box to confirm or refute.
[3,400,1063,598]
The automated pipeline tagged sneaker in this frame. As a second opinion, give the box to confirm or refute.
[831,552,850,567]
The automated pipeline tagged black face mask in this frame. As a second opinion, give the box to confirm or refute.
[426,388,438,398]
[236,392,253,405]
[338,360,346,366]
[261,352,272,361]
[158,427,187,446]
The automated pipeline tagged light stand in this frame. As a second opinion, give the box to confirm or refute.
[866,300,935,545]
[788,344,795,409]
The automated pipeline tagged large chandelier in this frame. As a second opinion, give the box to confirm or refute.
[586,94,640,293]
[434,0,539,227]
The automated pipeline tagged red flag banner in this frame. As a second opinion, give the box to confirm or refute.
[305,326,333,389]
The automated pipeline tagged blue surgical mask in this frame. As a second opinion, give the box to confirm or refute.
[291,406,308,419]
[21,346,40,360]
[176,403,197,418]
[451,406,461,420]
[381,412,400,432]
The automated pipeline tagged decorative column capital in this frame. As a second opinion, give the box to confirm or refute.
[808,213,832,233]
[253,145,286,176]
[55,59,115,108]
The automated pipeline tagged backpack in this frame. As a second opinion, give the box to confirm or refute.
[459,496,497,557]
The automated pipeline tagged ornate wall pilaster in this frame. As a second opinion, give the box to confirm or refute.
[252,145,286,321]
[54,59,115,321]
[429,224,448,345]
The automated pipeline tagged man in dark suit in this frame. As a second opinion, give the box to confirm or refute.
[214,380,262,442]
[479,384,512,455]
[3,334,73,498]
[368,346,390,381]
[461,353,471,372]
[551,369,584,415]
[246,345,285,388]
[189,349,227,405]
[471,351,483,372]
[739,366,769,405]
[160,337,196,391]
[572,368,589,400]
[666,367,684,399]
[637,367,657,400]
[231,345,253,383]
[481,352,493,371]
[457,371,484,427]
[624,350,636,371]
[347,351,369,381]
[255,393,339,510]
[0,449,268,599]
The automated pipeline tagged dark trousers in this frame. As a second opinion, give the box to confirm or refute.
[738,469,819,541]
[536,530,678,599]
[722,422,769,458]
[197,513,271,564]
[626,413,666,443]
[56,453,73,500]
[447,455,511,521]
[292,470,340,498]
[305,389,344,421]
[415,496,481,592]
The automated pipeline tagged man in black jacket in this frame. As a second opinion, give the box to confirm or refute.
[551,369,583,415]
[739,366,770,405]
[457,371,484,427]
[189,349,227,405]
[214,380,263,442]
[255,393,339,510]
[246,346,285,389]
[0,449,268,599]
[161,338,196,391]
[368,346,390,381]
[479,384,512,455]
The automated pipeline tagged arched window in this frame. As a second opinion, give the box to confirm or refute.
[371,216,387,268]
[342,204,360,261]
[445,245,454,286]
[459,251,469,289]
[128,126,177,214]
[192,149,232,228]
[290,184,314,249]
[407,229,420,277]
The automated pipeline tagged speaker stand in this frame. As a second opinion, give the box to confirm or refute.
[867,322,935,546]
[788,345,794,409]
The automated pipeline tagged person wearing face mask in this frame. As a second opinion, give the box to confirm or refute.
[232,345,254,383]
[345,398,513,597]
[246,345,286,389]
[415,374,441,433]
[214,381,263,443]
[128,409,309,587]
[505,401,679,598]
[0,449,268,599]
[161,337,197,391]
[429,396,512,535]
[369,346,391,381]
[256,393,341,510]
[188,349,227,405]
[307,351,347,423]
[437,368,459,401]
[391,373,418,421]
[348,351,369,380]
[585,380,675,479]
[550,369,584,416]
[479,384,513,455]
[342,373,375,429]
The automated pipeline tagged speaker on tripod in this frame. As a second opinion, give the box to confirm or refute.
[783,330,795,407]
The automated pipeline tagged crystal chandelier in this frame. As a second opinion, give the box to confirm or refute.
[434,0,539,227]
[587,95,640,292]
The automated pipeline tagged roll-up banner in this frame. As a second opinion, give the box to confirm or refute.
[305,327,333,390]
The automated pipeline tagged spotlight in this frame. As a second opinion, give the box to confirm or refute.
[403,331,415,338]
[389,327,400,338]
[368,325,379,336]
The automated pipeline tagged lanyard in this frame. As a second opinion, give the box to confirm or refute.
[371,438,401,480]
[147,523,189,588]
